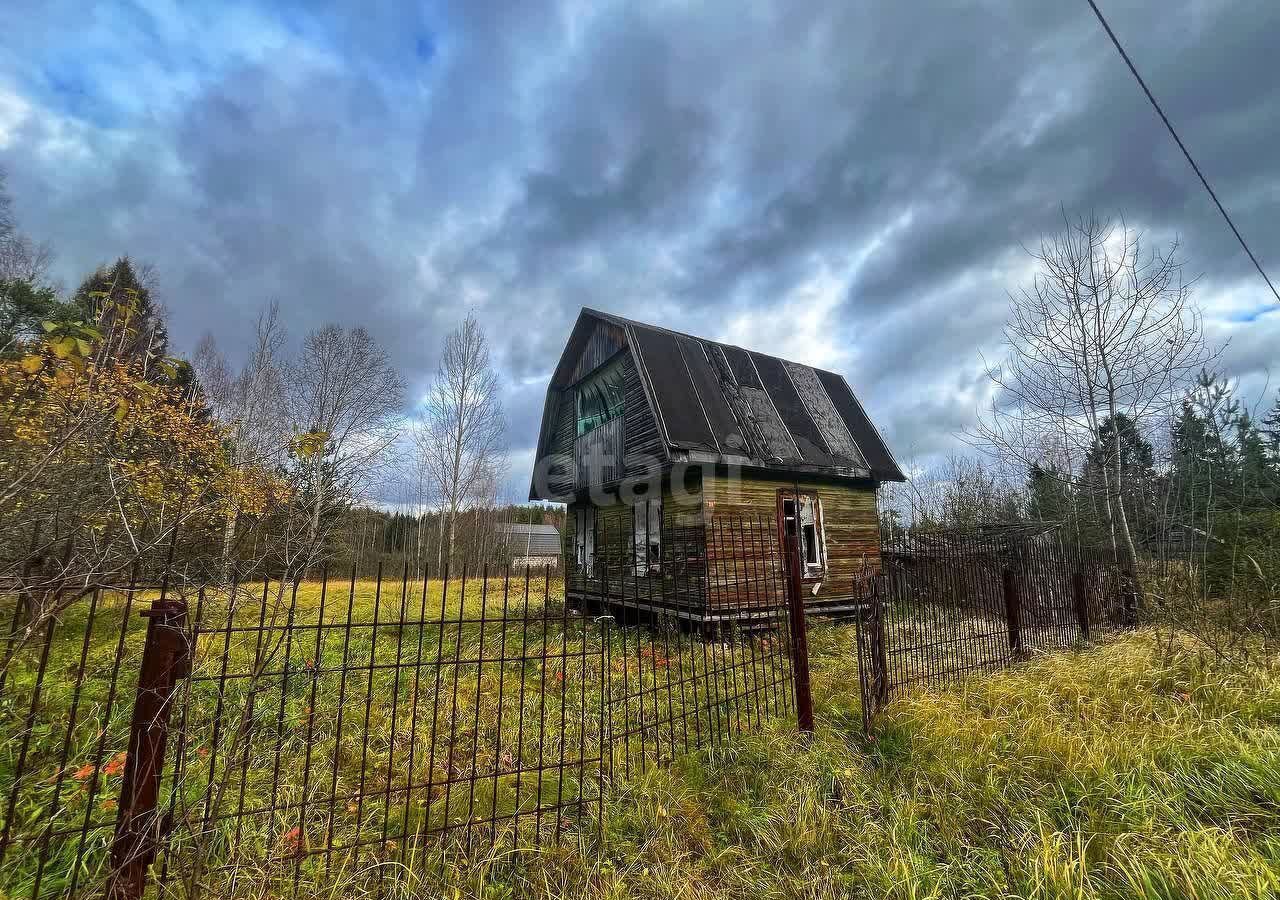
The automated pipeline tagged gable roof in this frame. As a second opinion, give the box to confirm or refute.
[531,308,905,498]
[495,523,562,556]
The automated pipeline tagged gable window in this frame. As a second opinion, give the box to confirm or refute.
[575,357,626,437]
[779,491,825,578]
[632,498,662,576]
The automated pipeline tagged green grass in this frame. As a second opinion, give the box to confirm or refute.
[3,580,1279,899]
[0,576,784,898]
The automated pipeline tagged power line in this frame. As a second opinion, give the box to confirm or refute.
[1084,0,1280,303]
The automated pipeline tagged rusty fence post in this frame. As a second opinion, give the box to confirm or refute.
[106,597,191,900]
[1122,575,1140,629]
[854,575,890,736]
[1002,568,1023,658]
[784,535,814,733]
[1072,572,1091,643]
[869,579,889,712]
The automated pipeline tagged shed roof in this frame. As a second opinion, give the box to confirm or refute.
[532,308,905,498]
[495,523,562,557]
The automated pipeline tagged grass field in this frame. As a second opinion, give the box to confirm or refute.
[0,573,788,898]
[3,577,1279,899]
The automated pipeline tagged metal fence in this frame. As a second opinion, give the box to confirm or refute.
[0,513,796,899]
[855,525,1133,728]
[578,512,797,779]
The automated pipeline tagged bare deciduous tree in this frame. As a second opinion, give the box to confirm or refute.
[971,213,1214,587]
[415,312,506,569]
[0,167,53,283]
[287,324,405,558]
[193,302,290,570]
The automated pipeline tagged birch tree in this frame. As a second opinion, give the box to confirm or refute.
[415,312,506,569]
[971,213,1213,588]
[287,324,404,561]
[193,302,290,571]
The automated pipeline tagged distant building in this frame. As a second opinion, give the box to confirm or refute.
[495,523,562,570]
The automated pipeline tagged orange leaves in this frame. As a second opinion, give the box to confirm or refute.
[69,750,127,786]
[102,751,128,777]
[639,646,671,670]
[277,825,303,858]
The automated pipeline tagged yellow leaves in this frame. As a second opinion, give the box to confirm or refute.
[49,336,77,360]
[293,430,330,459]
[1,354,238,534]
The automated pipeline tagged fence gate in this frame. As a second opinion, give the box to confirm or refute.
[854,527,1129,729]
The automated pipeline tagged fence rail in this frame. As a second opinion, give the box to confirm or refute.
[855,526,1133,728]
[0,513,795,899]
[0,516,1140,898]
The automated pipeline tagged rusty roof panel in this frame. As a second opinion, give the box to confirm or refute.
[784,361,866,467]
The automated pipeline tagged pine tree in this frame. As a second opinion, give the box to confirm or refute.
[73,257,170,374]
[1084,414,1158,545]
[1026,462,1073,525]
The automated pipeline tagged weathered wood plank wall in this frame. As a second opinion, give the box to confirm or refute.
[703,473,880,610]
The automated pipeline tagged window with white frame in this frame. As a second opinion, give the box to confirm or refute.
[780,491,825,577]
[574,507,595,576]
[632,498,662,575]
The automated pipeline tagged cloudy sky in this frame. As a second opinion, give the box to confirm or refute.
[2,1,1278,500]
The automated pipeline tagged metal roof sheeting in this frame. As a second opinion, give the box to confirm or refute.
[585,309,905,482]
[528,309,906,497]
[495,523,562,557]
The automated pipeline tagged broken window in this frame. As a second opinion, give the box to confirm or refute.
[632,498,662,575]
[780,491,825,577]
[574,506,595,577]
[575,357,626,436]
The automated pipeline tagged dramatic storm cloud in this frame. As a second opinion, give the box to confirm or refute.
[2,1,1277,498]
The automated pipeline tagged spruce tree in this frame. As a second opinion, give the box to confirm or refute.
[73,257,169,373]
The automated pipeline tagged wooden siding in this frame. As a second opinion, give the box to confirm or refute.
[543,350,666,498]
[567,320,626,385]
[543,391,577,498]
[574,415,624,488]
[619,352,666,483]
[564,476,709,618]
[703,472,880,610]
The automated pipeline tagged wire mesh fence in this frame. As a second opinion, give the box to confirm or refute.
[573,511,795,779]
[0,511,796,899]
[855,525,1134,726]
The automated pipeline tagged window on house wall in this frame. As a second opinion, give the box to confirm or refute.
[575,357,626,436]
[780,491,825,577]
[574,507,595,577]
[632,498,662,575]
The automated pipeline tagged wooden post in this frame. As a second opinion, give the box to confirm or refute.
[1002,568,1023,657]
[106,598,190,900]
[784,534,814,733]
[1072,572,1091,643]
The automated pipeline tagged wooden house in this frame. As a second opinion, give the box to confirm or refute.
[529,309,905,625]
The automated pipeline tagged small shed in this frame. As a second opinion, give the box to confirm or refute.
[529,308,905,625]
[495,523,562,570]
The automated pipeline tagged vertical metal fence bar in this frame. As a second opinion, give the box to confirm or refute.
[294,566,330,896]
[352,562,383,864]
[323,567,358,876]
[68,566,139,899]
[510,564,531,847]
[29,587,101,898]
[0,618,57,872]
[398,565,431,867]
